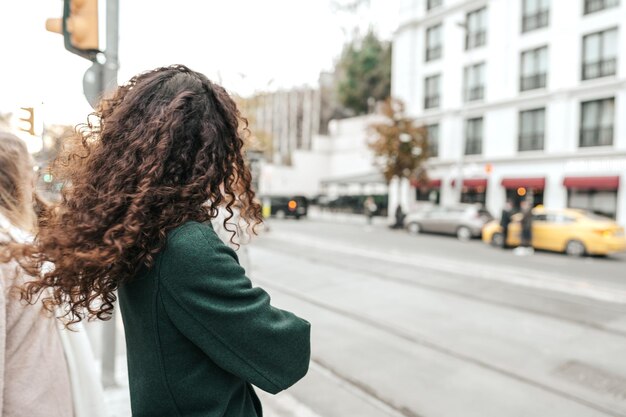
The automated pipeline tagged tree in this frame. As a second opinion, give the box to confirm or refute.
[368,98,429,201]
[336,30,391,116]
[234,94,274,160]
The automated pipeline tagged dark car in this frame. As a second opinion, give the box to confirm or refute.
[266,195,308,219]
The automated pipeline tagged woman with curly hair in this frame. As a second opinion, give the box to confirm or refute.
[13,65,311,416]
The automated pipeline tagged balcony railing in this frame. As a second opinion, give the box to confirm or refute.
[520,73,547,91]
[522,10,549,32]
[518,133,544,151]
[464,138,482,155]
[584,0,619,14]
[424,95,440,109]
[426,46,442,62]
[579,127,614,147]
[466,31,486,50]
[582,58,617,80]
[465,86,484,102]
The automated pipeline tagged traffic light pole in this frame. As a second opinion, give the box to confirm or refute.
[100,0,119,389]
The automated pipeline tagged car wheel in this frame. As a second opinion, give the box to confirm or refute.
[275,210,286,220]
[457,226,472,241]
[407,222,421,235]
[565,240,586,257]
[491,232,504,247]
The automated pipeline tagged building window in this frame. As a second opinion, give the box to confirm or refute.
[465,117,483,155]
[580,98,614,147]
[460,189,487,205]
[582,29,617,80]
[416,188,441,204]
[425,24,443,62]
[518,108,545,151]
[520,46,547,91]
[427,0,443,11]
[568,190,617,218]
[465,8,487,50]
[424,75,441,109]
[584,0,619,14]
[463,63,485,102]
[427,124,439,157]
[522,0,549,32]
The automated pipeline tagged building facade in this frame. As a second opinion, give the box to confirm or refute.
[241,87,322,166]
[257,115,388,199]
[393,0,626,224]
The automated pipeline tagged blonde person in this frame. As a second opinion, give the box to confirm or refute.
[0,132,106,417]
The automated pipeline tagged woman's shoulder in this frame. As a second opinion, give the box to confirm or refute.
[167,221,219,246]
[159,221,241,284]
[163,221,227,265]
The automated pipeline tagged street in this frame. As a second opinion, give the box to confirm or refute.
[250,218,626,417]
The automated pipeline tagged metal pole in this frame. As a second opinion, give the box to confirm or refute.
[101,0,119,389]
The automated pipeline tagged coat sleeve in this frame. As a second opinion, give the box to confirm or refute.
[158,223,311,394]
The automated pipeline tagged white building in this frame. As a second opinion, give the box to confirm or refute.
[258,115,390,203]
[393,0,626,224]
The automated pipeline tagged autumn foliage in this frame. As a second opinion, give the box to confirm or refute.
[368,98,429,184]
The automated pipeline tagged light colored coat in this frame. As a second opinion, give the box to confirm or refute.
[0,216,73,417]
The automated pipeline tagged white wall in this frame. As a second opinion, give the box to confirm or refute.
[258,115,386,198]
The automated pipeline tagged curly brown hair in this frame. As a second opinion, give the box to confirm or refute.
[10,65,263,324]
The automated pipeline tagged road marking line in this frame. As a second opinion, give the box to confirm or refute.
[265,232,626,305]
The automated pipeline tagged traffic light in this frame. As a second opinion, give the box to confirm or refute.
[18,107,35,136]
[46,0,100,61]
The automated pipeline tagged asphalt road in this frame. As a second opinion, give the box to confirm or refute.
[250,218,626,417]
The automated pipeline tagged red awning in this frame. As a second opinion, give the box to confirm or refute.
[563,176,620,190]
[411,178,442,188]
[451,178,488,188]
[501,177,545,189]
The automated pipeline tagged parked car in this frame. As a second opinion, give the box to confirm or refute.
[482,207,626,256]
[322,194,388,216]
[265,195,308,219]
[404,204,493,240]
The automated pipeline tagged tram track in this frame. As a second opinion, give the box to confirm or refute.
[257,276,626,417]
[256,239,626,339]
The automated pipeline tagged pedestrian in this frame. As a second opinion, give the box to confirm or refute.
[11,66,311,417]
[391,204,406,229]
[499,199,513,249]
[0,132,105,417]
[515,200,534,256]
[364,196,377,225]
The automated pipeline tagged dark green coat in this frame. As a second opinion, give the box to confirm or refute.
[118,221,311,417]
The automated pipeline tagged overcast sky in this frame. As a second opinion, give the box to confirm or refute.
[0,0,399,125]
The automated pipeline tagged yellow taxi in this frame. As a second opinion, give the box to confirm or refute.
[482,207,626,256]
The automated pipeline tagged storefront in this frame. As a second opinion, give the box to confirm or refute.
[452,178,488,205]
[413,179,441,205]
[564,176,620,219]
[501,177,545,209]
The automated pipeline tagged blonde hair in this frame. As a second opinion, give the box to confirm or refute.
[0,132,36,231]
